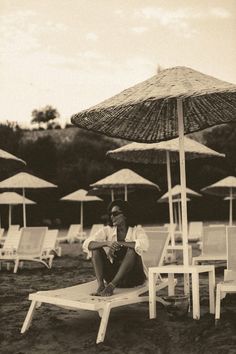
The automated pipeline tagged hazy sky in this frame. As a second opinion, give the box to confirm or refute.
[1,0,236,127]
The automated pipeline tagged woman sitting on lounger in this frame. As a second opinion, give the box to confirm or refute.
[83,199,149,296]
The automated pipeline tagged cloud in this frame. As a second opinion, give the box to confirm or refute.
[131,26,148,34]
[85,32,98,41]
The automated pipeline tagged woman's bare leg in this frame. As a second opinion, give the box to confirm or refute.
[91,249,107,294]
[100,248,137,296]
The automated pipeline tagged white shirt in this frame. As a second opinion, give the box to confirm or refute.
[83,225,149,273]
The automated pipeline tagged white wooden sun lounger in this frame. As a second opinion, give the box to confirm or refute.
[21,230,176,343]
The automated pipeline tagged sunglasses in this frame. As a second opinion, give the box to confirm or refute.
[110,211,123,217]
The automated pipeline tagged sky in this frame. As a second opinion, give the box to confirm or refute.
[0,0,236,127]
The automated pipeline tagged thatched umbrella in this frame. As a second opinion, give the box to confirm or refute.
[0,192,35,227]
[107,137,223,244]
[0,172,57,227]
[201,176,236,225]
[71,66,236,265]
[90,168,160,201]
[158,185,201,231]
[61,189,102,235]
[87,186,133,201]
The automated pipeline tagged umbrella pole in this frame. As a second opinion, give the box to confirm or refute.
[111,189,114,201]
[80,202,83,236]
[22,188,26,227]
[166,151,175,245]
[124,185,128,201]
[229,188,233,226]
[178,200,182,231]
[9,205,12,227]
[177,98,189,266]
[174,203,178,225]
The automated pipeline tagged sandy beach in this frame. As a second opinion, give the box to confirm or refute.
[1,233,236,354]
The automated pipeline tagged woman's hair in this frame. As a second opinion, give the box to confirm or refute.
[107,199,136,227]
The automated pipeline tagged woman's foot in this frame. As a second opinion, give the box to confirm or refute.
[99,282,116,297]
[91,284,105,296]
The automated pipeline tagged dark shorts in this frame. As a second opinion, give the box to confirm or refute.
[99,247,146,288]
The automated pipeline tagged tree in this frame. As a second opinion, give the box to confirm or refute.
[31,105,60,129]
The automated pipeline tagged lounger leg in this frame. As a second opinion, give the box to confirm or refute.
[14,258,20,273]
[215,284,222,322]
[21,300,38,333]
[209,269,215,314]
[168,273,175,296]
[96,304,111,344]
[191,272,200,320]
[149,271,157,319]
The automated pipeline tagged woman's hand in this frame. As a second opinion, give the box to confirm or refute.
[107,241,122,258]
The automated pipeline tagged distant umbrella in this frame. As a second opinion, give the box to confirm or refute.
[0,172,57,227]
[158,185,201,231]
[0,192,35,227]
[71,66,236,265]
[61,189,102,235]
[0,149,26,165]
[202,176,236,225]
[90,169,160,201]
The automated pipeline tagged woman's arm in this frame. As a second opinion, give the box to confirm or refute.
[88,240,111,250]
[118,241,135,249]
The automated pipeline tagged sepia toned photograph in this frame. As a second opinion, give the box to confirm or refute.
[0,1,236,353]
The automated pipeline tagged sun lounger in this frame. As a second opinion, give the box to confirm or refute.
[215,226,236,322]
[57,224,82,243]
[188,221,203,242]
[21,230,176,343]
[0,227,54,273]
[43,229,61,257]
[192,225,227,265]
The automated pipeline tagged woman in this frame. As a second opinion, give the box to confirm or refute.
[82,199,149,296]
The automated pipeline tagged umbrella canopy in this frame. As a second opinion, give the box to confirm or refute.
[107,137,225,164]
[71,66,236,266]
[0,172,57,227]
[201,176,236,225]
[61,189,102,235]
[158,185,201,231]
[0,149,26,165]
[71,66,236,143]
[107,137,222,244]
[0,192,35,227]
[90,168,160,201]
[159,185,201,201]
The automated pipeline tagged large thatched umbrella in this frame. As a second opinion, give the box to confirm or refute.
[90,168,160,201]
[0,192,35,227]
[71,66,236,265]
[61,189,102,235]
[107,137,223,244]
[0,172,57,227]
[201,176,236,226]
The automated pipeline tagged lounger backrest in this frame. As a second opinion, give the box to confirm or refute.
[227,226,236,272]
[8,225,20,232]
[3,229,22,250]
[144,226,168,232]
[67,224,81,239]
[143,230,170,268]
[202,225,226,256]
[43,229,59,250]
[90,224,104,237]
[17,227,47,257]
[188,222,203,241]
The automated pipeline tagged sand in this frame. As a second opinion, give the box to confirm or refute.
[1,239,236,354]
